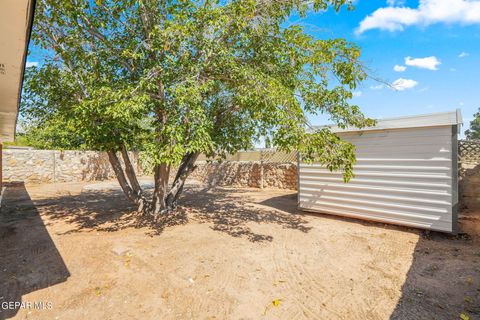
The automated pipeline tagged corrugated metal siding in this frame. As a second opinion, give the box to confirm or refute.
[299,126,455,232]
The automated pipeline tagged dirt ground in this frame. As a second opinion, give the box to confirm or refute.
[0,180,479,320]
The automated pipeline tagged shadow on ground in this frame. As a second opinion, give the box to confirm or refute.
[261,193,480,319]
[389,216,480,320]
[12,183,480,319]
[184,188,310,242]
[33,186,311,242]
[31,187,176,236]
[0,182,70,320]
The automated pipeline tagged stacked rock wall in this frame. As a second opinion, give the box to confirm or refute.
[459,162,480,212]
[2,149,297,189]
[187,162,297,189]
[2,149,142,184]
[4,148,480,198]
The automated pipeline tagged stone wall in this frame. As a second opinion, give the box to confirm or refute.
[459,162,480,212]
[262,162,298,189]
[189,162,297,189]
[1,149,297,189]
[2,149,142,184]
[3,148,480,211]
[458,140,480,212]
[4,148,480,199]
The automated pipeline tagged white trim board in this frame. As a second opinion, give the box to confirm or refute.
[312,109,463,134]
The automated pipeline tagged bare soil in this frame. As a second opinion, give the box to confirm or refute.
[1,180,479,320]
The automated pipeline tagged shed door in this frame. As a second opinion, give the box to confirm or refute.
[298,126,455,232]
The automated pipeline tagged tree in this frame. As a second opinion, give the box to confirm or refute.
[23,0,374,215]
[13,120,85,151]
[465,109,480,140]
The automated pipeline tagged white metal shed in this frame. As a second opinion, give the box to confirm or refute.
[298,110,463,233]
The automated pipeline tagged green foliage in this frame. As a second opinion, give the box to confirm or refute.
[465,109,480,140]
[3,135,32,148]
[16,116,86,150]
[23,0,373,181]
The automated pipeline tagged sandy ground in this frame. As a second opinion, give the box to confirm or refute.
[0,180,479,320]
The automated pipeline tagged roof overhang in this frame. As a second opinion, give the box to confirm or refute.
[0,0,36,142]
[313,109,463,134]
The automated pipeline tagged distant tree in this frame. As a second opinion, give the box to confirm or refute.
[465,109,480,140]
[23,0,373,215]
[15,81,86,150]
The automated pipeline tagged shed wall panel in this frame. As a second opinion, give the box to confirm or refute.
[299,126,455,232]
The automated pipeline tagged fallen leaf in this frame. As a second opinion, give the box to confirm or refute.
[262,299,282,315]
[460,313,470,320]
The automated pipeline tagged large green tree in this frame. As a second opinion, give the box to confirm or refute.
[465,108,480,140]
[23,0,373,215]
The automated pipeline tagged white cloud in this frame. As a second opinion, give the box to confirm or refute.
[391,78,418,91]
[356,0,480,34]
[393,64,407,72]
[458,51,469,58]
[405,56,441,70]
[352,90,363,97]
[25,61,38,68]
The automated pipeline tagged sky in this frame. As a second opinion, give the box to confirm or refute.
[291,0,480,136]
[25,0,480,136]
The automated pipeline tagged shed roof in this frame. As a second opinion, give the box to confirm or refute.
[0,0,36,142]
[313,109,463,134]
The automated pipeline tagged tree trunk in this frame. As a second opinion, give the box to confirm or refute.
[108,149,199,217]
[165,152,200,208]
[120,146,148,212]
[107,151,137,203]
[151,163,171,215]
[120,145,142,196]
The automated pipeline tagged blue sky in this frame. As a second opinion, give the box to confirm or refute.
[26,0,480,136]
[293,0,480,135]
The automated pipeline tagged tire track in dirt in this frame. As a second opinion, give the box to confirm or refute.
[274,242,316,318]
[332,232,384,320]
[266,234,305,319]
[270,229,343,320]
[269,231,317,319]
[160,237,237,318]
[287,236,348,320]
[278,227,387,320]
